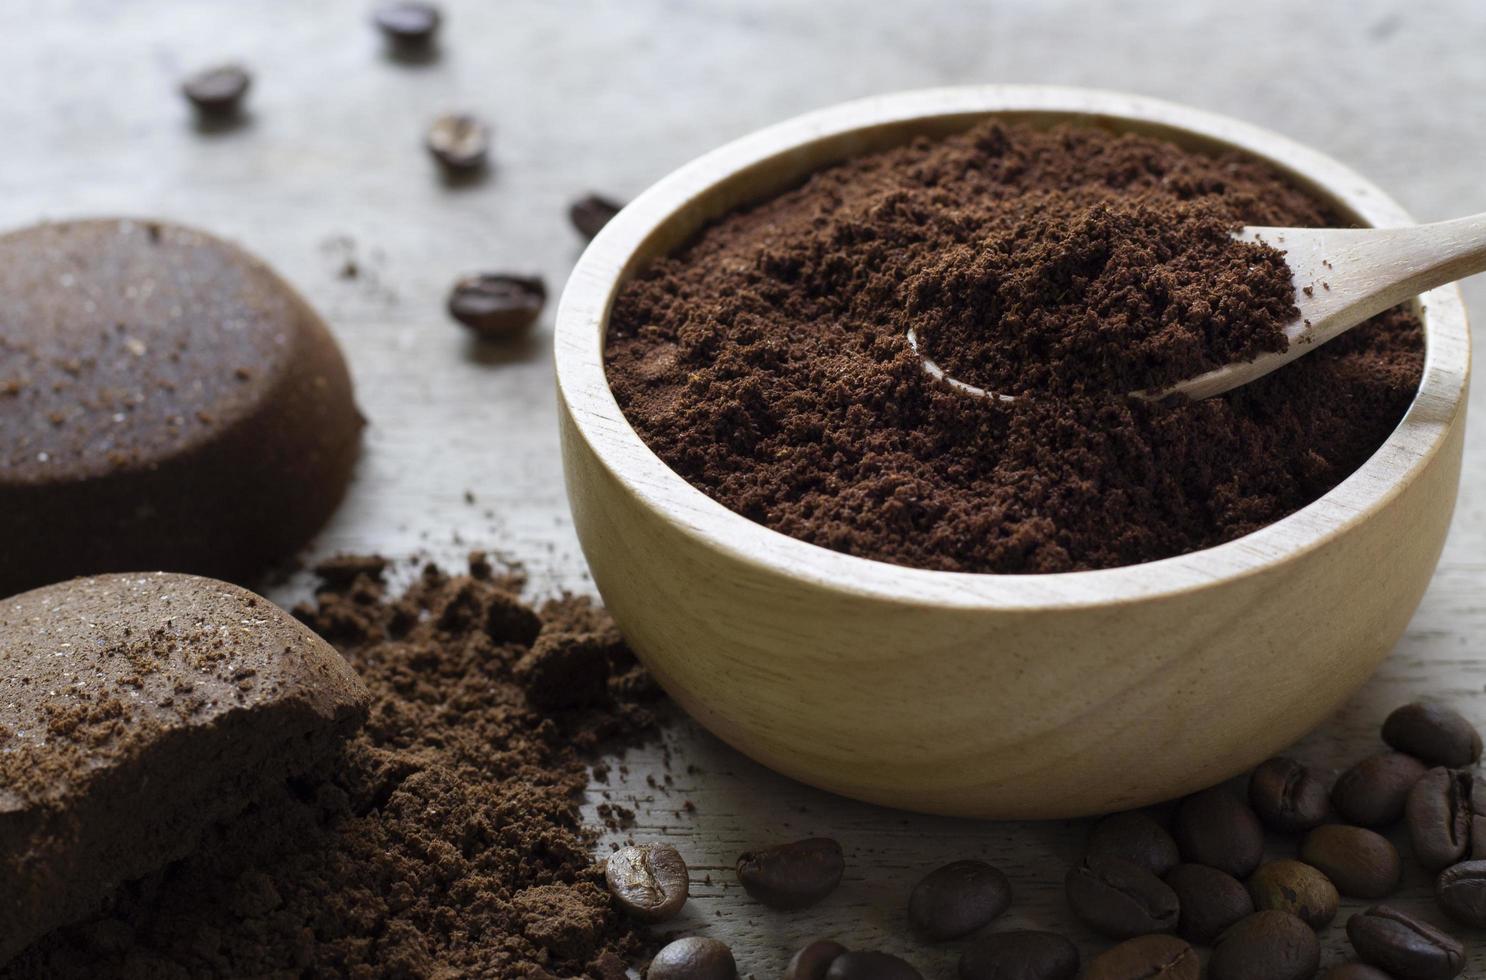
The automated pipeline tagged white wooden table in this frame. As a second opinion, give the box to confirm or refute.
[4,1,1484,974]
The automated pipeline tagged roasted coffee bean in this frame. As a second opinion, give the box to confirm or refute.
[1323,965,1395,980]
[647,936,737,980]
[736,837,844,910]
[1406,768,1473,872]
[1249,756,1331,833]
[958,930,1079,980]
[1065,854,1179,939]
[1300,824,1402,899]
[1384,702,1483,768]
[825,951,923,980]
[570,194,624,239]
[786,939,848,980]
[1087,811,1181,876]
[181,64,251,116]
[907,859,1011,940]
[374,1,441,46]
[1173,786,1264,877]
[1332,752,1429,828]
[1435,859,1486,927]
[447,273,546,339]
[1346,905,1465,979]
[1164,862,1253,944]
[605,842,688,921]
[1082,935,1198,980]
[1247,858,1339,928]
[1209,910,1319,980]
[426,113,490,171]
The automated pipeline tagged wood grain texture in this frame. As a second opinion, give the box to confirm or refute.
[3,0,1486,975]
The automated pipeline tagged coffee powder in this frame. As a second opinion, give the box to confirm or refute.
[6,555,663,978]
[605,122,1423,573]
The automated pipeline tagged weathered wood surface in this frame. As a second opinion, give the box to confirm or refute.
[3,0,1485,975]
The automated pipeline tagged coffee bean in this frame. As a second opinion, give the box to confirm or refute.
[374,1,441,46]
[1208,910,1319,980]
[1300,825,1402,899]
[426,113,490,171]
[786,940,848,980]
[735,837,844,910]
[1406,768,1473,872]
[570,194,624,239]
[447,274,546,340]
[1249,756,1330,833]
[825,951,922,980]
[1435,859,1486,927]
[1323,965,1396,980]
[1246,859,1338,928]
[605,842,688,922]
[1333,752,1429,828]
[1164,862,1253,945]
[1082,935,1198,980]
[647,936,737,980]
[1384,702,1483,769]
[907,859,1011,940]
[181,64,251,116]
[958,930,1079,980]
[1346,905,1465,979]
[1065,854,1179,939]
[1173,786,1264,878]
[1087,811,1181,876]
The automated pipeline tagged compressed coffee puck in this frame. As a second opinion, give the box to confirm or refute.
[0,572,369,964]
[0,219,363,596]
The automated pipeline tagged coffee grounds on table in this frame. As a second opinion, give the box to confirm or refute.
[605,122,1423,574]
[6,554,665,979]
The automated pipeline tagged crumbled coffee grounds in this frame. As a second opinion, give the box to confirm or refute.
[7,554,665,978]
[606,122,1423,573]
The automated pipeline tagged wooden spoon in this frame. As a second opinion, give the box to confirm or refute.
[910,213,1486,401]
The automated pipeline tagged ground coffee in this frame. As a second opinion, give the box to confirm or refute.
[6,554,663,978]
[605,122,1423,573]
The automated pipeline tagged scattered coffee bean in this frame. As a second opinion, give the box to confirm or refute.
[1406,767,1473,872]
[786,939,848,980]
[1435,859,1486,928]
[570,193,624,239]
[1087,811,1181,876]
[1332,752,1429,828]
[447,273,546,339]
[736,837,844,910]
[1249,756,1331,833]
[1247,859,1339,928]
[1209,910,1320,980]
[1323,965,1396,980]
[958,930,1079,980]
[426,112,490,171]
[1173,786,1264,878]
[374,1,441,46]
[1384,702,1483,769]
[181,64,250,116]
[907,859,1011,940]
[647,936,737,980]
[1164,862,1253,945]
[825,951,923,980]
[1346,905,1465,980]
[1082,934,1198,980]
[1065,854,1179,939]
[604,842,688,922]
[1300,824,1402,899]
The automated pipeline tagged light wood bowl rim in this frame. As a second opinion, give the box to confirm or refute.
[554,85,1470,610]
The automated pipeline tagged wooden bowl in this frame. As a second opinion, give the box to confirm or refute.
[554,87,1470,818]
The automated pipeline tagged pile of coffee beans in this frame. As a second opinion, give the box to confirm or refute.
[604,701,1482,979]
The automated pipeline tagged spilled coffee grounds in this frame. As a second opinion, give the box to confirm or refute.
[606,122,1423,573]
[6,555,663,978]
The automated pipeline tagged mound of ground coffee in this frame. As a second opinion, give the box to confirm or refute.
[606,122,1423,573]
[5,555,664,978]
